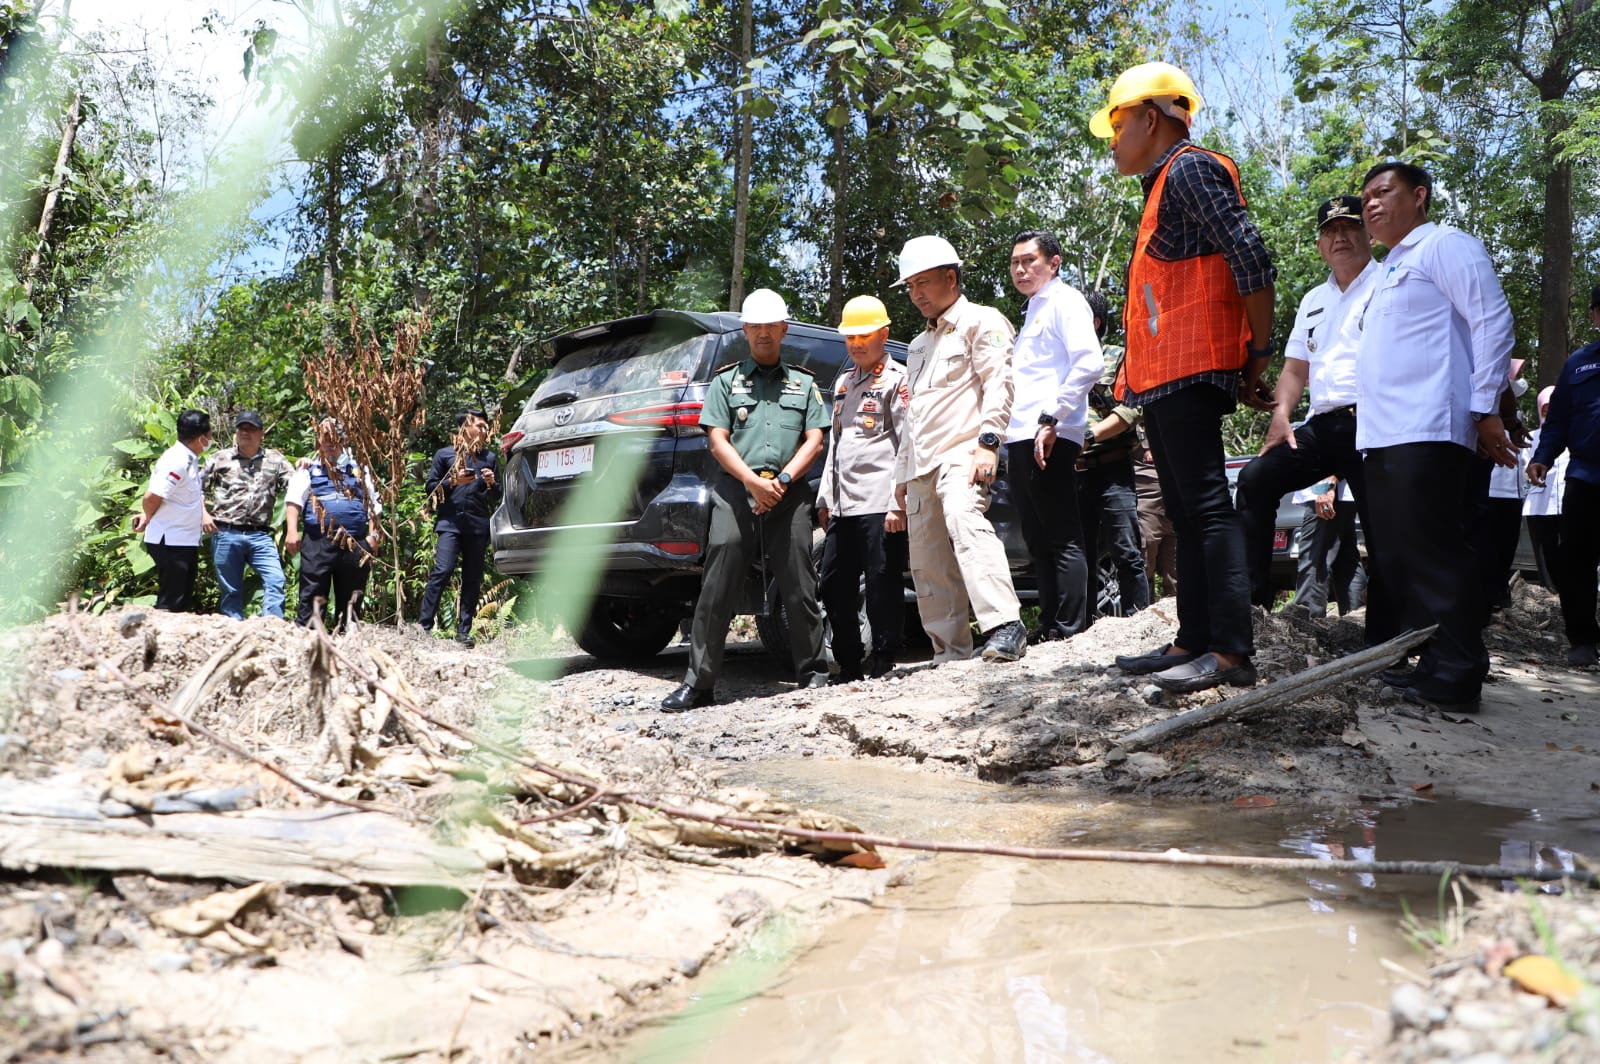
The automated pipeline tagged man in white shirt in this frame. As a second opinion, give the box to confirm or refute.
[1357,161,1517,713]
[1004,229,1104,642]
[893,235,1025,663]
[132,409,213,611]
[1235,196,1385,629]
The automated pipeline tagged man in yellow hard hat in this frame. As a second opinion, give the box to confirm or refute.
[816,295,910,681]
[1092,60,1277,694]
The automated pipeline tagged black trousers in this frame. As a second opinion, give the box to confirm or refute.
[1007,438,1087,638]
[1363,442,1488,700]
[1476,497,1525,615]
[418,528,489,637]
[1142,384,1253,657]
[1233,408,1381,617]
[819,514,908,668]
[1076,456,1149,617]
[1528,515,1563,591]
[1557,477,1600,646]
[146,539,199,612]
[295,534,372,631]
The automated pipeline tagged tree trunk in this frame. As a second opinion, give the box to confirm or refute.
[636,232,650,314]
[1536,104,1573,391]
[23,91,84,297]
[826,69,847,325]
[728,0,753,311]
[412,24,444,315]
[321,152,342,350]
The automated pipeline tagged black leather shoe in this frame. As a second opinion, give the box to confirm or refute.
[865,653,895,678]
[1568,643,1599,667]
[456,633,476,649]
[1151,653,1258,693]
[1114,643,1199,675]
[1403,687,1480,714]
[979,620,1028,662]
[1027,625,1066,646]
[1379,667,1414,688]
[661,683,715,711]
[830,666,865,685]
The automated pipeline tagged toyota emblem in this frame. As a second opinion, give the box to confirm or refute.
[553,407,574,426]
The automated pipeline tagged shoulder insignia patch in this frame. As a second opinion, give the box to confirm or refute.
[787,363,815,378]
[713,361,743,375]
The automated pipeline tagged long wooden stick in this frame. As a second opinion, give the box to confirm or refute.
[1112,625,1439,754]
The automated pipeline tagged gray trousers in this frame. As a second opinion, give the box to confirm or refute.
[684,476,826,690]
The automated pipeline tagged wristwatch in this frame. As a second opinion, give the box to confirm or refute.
[776,471,792,485]
[1037,413,1058,428]
[1247,342,1274,361]
[978,431,1000,449]
[1470,411,1487,422]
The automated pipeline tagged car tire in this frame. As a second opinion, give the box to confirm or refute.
[576,596,681,661]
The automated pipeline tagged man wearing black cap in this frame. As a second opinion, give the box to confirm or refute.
[1235,195,1386,634]
[202,410,295,619]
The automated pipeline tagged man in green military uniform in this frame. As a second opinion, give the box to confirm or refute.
[662,288,831,710]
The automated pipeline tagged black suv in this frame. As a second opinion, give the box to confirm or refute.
[492,309,1051,662]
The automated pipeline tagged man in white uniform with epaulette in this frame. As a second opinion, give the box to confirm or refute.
[892,235,1026,664]
[817,295,910,682]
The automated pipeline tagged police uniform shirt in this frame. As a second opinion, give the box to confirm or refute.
[1355,222,1514,451]
[817,358,908,516]
[698,357,828,473]
[894,295,1015,484]
[143,441,205,546]
[285,455,384,519]
[1005,276,1104,445]
[1284,258,1376,415]
[203,446,295,527]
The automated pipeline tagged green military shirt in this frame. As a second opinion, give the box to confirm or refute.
[698,357,828,474]
[1084,342,1141,456]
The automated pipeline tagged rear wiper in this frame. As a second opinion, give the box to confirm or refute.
[535,390,579,409]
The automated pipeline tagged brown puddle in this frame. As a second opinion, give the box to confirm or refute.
[611,760,1597,1063]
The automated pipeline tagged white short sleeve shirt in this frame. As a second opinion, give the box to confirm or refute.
[143,441,205,546]
[1284,260,1376,415]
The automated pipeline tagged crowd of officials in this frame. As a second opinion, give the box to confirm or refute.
[133,60,1600,711]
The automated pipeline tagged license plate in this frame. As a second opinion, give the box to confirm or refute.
[1273,529,1291,551]
[536,443,594,479]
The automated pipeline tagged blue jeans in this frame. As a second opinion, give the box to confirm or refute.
[213,529,286,619]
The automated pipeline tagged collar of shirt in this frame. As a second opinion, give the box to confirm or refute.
[1024,275,1063,321]
[1328,257,1379,297]
[740,357,786,379]
[929,294,972,333]
[851,361,885,383]
[1140,138,1192,195]
[1384,220,1436,262]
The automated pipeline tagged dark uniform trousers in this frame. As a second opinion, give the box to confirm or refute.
[684,476,827,690]
[1006,438,1088,638]
[418,529,489,638]
[819,515,908,670]
[1233,407,1389,631]
[1142,383,1253,657]
[296,534,372,631]
[1076,453,1148,617]
[1362,442,1489,701]
[146,539,200,612]
[1558,477,1600,647]
[1293,502,1362,616]
[1463,455,1525,619]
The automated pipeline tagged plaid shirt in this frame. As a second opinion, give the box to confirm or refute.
[1123,139,1276,409]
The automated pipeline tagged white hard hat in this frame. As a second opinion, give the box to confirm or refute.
[739,288,790,324]
[896,235,962,285]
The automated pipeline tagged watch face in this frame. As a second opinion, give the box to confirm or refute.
[978,432,1000,448]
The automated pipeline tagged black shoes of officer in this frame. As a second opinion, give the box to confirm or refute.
[1402,687,1481,714]
[456,633,476,649]
[979,621,1027,662]
[1151,653,1258,693]
[1114,643,1199,675]
[1378,666,1415,688]
[865,653,895,678]
[1568,643,1598,667]
[830,666,865,685]
[1027,626,1066,646]
[661,684,715,712]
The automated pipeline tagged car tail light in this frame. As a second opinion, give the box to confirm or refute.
[500,430,525,451]
[607,402,703,435]
[652,541,700,556]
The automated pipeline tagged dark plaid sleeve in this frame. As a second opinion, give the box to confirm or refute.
[1163,150,1276,297]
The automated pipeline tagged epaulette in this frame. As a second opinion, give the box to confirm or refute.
[785,363,815,377]
[712,361,743,375]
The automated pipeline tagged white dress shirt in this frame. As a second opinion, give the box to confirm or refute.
[143,441,204,546]
[1285,259,1376,415]
[1523,427,1568,516]
[1004,277,1104,445]
[1355,222,1515,451]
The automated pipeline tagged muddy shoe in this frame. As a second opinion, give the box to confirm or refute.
[1114,644,1199,675]
[1151,653,1257,694]
[1567,644,1598,667]
[661,684,715,712]
[978,621,1027,662]
[865,653,895,678]
[1403,687,1481,714]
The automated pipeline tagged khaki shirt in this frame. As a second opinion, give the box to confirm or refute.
[818,358,908,516]
[894,296,1015,484]
[203,446,294,527]
[698,357,828,472]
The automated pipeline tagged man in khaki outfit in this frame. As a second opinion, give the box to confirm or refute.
[892,235,1027,663]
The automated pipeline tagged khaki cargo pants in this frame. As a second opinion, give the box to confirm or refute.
[905,463,1020,663]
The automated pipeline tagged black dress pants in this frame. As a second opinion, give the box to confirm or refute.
[1363,442,1488,700]
[1557,477,1600,647]
[819,514,908,669]
[296,534,372,631]
[146,539,199,612]
[1007,438,1087,639]
[418,527,489,637]
[1142,384,1253,657]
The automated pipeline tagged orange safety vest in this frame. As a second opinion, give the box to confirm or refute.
[1116,145,1253,400]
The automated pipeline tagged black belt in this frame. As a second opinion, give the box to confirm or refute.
[216,521,270,533]
[1315,405,1356,418]
[1076,446,1134,471]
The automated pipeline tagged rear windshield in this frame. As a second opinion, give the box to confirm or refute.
[535,331,720,401]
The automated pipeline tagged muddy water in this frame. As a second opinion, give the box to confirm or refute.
[616,761,1593,1063]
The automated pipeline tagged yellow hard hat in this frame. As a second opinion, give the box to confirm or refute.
[837,295,891,336]
[1089,62,1203,139]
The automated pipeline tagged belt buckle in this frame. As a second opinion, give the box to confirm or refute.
[757,470,777,480]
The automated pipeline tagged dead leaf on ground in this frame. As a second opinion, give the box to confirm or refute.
[151,882,278,939]
[1410,782,1434,793]
[1505,954,1584,1006]
[835,851,886,870]
[1231,795,1277,808]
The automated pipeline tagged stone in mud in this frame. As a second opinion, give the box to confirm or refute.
[1390,983,1435,1030]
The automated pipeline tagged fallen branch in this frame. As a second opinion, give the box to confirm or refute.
[309,629,1599,887]
[1111,626,1439,754]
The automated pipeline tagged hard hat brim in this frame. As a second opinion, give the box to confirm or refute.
[1089,104,1115,139]
[837,323,888,336]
